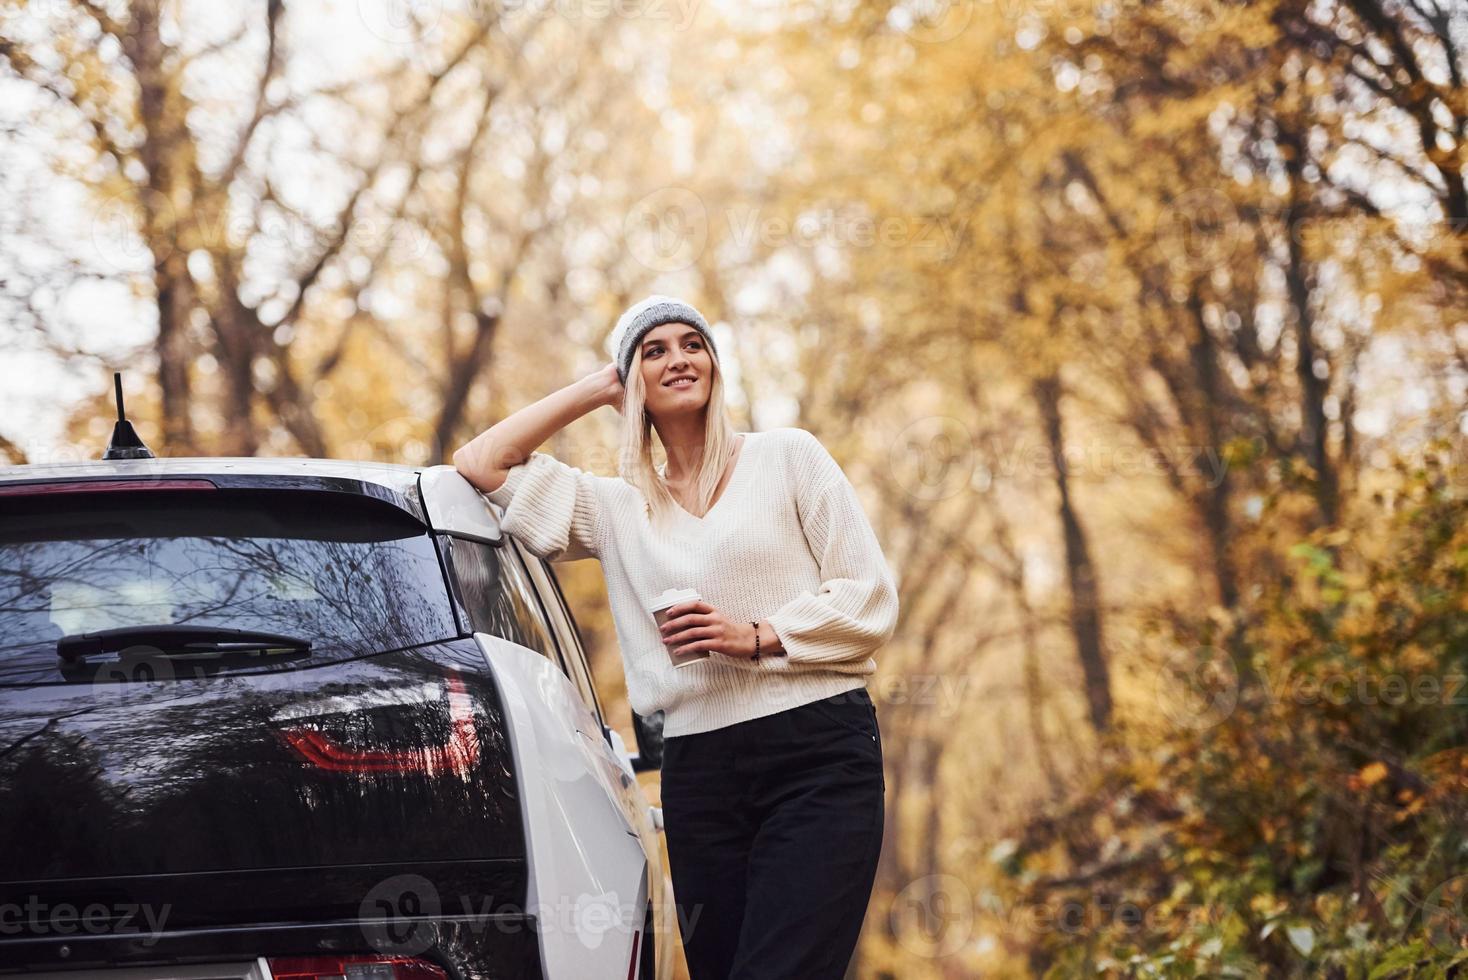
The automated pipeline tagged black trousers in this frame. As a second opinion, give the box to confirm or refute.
[660,686,886,980]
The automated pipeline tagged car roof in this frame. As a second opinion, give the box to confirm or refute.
[0,457,504,544]
[0,456,420,489]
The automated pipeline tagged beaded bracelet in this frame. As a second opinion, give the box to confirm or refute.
[751,621,760,661]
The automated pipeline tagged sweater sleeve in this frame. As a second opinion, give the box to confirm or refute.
[482,451,604,563]
[764,431,900,665]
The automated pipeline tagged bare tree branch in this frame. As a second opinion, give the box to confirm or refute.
[217,0,285,190]
[0,433,28,465]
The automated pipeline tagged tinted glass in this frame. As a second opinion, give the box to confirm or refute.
[0,489,457,685]
[443,536,557,658]
[517,546,604,722]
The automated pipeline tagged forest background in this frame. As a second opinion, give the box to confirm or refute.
[2,0,1466,975]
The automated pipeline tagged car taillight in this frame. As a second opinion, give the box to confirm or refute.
[275,674,479,776]
[267,955,448,979]
[0,479,218,497]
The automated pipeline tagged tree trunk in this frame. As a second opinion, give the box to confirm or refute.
[152,252,196,454]
[1185,288,1239,611]
[128,0,195,452]
[992,509,1064,797]
[1277,107,1338,526]
[1031,372,1112,733]
[214,267,260,457]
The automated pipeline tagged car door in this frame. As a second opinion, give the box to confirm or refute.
[440,533,651,977]
[440,534,638,831]
[510,542,656,838]
[513,545,673,980]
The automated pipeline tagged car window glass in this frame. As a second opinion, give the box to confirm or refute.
[0,490,457,685]
[444,536,556,660]
[512,545,603,723]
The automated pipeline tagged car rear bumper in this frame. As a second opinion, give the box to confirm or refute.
[0,915,543,978]
[14,963,269,979]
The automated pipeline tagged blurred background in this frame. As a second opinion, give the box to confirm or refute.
[1,0,1466,975]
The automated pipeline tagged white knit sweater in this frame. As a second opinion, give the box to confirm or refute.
[482,427,901,737]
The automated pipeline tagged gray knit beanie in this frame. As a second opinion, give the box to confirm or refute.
[613,294,719,385]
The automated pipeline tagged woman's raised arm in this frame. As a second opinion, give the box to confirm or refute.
[451,361,623,494]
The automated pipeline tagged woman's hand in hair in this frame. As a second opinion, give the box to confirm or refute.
[582,361,626,415]
[658,600,759,660]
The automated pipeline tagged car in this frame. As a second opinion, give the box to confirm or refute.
[0,449,675,980]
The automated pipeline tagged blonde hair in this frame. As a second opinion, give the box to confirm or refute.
[616,341,740,532]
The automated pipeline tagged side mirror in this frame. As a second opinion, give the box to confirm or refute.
[629,708,665,773]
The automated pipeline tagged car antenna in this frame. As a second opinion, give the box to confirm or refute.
[102,371,155,460]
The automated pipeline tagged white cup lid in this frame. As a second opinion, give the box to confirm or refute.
[650,587,701,611]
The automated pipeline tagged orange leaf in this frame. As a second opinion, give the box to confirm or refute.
[1358,762,1389,788]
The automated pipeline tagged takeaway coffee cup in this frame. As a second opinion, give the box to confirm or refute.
[649,587,710,668]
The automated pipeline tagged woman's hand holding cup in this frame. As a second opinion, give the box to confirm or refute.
[658,600,758,661]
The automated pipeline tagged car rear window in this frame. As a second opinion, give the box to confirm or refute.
[0,489,458,685]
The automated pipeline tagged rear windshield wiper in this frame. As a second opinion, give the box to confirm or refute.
[58,625,313,666]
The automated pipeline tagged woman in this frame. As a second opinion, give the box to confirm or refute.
[451,295,899,980]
